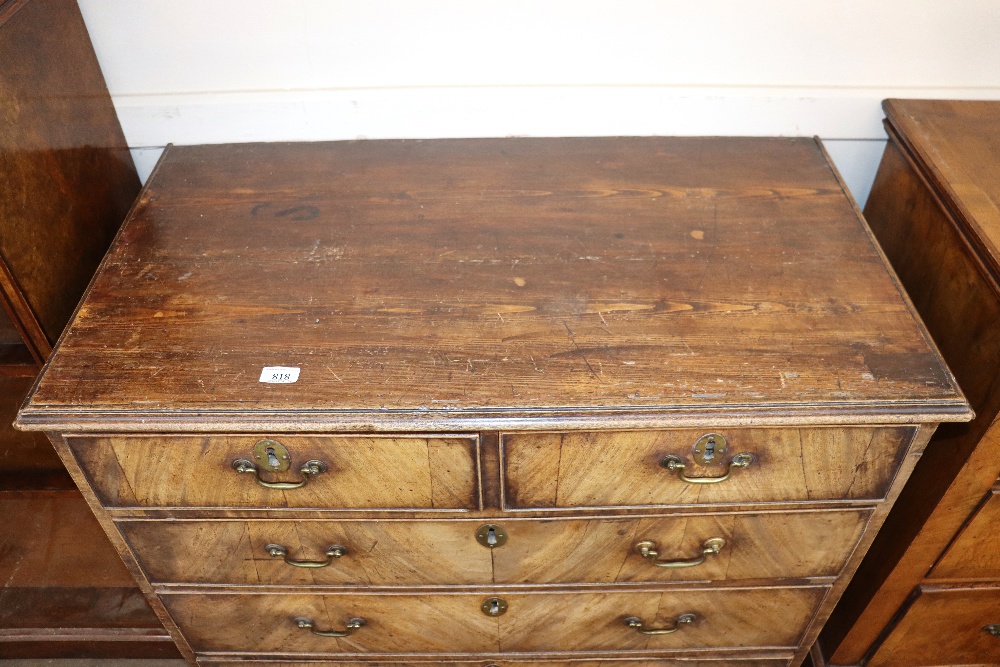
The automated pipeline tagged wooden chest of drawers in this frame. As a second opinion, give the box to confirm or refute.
[818,100,1000,666]
[16,137,971,666]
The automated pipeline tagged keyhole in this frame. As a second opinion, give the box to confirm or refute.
[486,526,498,546]
[489,600,500,614]
[704,437,716,462]
[266,447,280,469]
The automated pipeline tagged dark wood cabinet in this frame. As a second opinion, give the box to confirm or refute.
[0,0,172,658]
[817,100,1000,666]
[17,137,970,665]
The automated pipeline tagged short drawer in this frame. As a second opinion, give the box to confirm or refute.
[503,427,913,508]
[162,587,822,654]
[121,510,868,586]
[929,487,1000,580]
[867,585,1000,667]
[69,435,479,510]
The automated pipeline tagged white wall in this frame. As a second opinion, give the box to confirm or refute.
[78,0,1000,205]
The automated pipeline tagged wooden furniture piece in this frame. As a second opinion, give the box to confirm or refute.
[817,100,1000,666]
[0,0,173,657]
[16,136,971,667]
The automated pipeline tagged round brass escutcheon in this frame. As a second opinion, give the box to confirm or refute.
[475,524,508,548]
[253,438,291,472]
[692,433,727,466]
[481,596,508,617]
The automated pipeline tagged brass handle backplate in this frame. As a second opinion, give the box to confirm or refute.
[624,613,697,635]
[295,616,365,637]
[232,457,327,489]
[984,624,1000,638]
[266,543,347,568]
[634,537,726,568]
[660,452,755,484]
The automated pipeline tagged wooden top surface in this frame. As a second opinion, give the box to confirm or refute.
[18,137,969,431]
[884,99,1000,280]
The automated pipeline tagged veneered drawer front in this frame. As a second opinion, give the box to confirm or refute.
[69,435,479,510]
[929,488,1000,580]
[867,586,1000,667]
[121,519,493,586]
[163,588,821,654]
[503,428,913,508]
[122,510,867,586]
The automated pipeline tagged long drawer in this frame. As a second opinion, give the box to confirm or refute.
[161,588,823,654]
[123,510,868,586]
[68,435,480,510]
[503,428,914,508]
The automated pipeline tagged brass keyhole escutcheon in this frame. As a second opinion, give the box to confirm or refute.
[692,433,727,466]
[481,597,508,617]
[475,524,508,548]
[253,438,291,472]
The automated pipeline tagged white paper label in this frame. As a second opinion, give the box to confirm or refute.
[259,366,300,383]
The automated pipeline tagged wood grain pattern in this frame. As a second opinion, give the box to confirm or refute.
[0,0,140,352]
[15,138,972,666]
[504,428,913,508]
[0,0,155,657]
[69,435,479,509]
[928,487,1000,580]
[17,137,967,432]
[161,587,822,655]
[120,510,866,586]
[498,588,822,652]
[883,99,1000,281]
[820,102,1000,666]
[121,519,492,586]
[866,585,1000,667]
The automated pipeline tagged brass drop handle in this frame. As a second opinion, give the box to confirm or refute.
[984,624,1000,638]
[634,537,726,568]
[295,616,365,637]
[624,613,697,635]
[232,458,327,489]
[660,452,755,484]
[266,543,347,568]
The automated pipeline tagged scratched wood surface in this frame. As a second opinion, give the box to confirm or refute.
[120,510,866,586]
[69,435,479,509]
[504,427,912,507]
[160,587,822,654]
[17,137,967,431]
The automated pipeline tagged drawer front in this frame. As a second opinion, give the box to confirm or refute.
[503,428,913,508]
[867,586,1000,667]
[162,588,822,654]
[122,510,867,586]
[929,488,1000,580]
[69,435,479,510]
